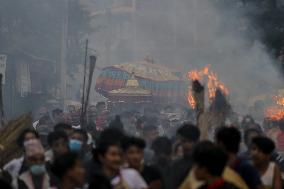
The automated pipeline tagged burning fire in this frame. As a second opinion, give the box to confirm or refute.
[188,90,196,108]
[187,65,229,108]
[275,96,284,106]
[266,95,284,121]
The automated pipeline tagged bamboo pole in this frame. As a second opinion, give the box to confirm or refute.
[81,55,96,129]
[80,39,88,127]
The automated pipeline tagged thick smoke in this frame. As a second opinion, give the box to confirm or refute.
[93,0,283,114]
[170,0,284,113]
[89,0,284,118]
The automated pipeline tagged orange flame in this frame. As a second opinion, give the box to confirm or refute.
[265,95,284,121]
[265,107,284,121]
[188,90,196,108]
[275,96,284,106]
[187,65,229,108]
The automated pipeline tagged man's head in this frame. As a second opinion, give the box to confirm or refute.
[177,123,200,155]
[143,125,158,144]
[54,123,73,136]
[151,136,172,158]
[95,128,125,173]
[193,141,228,181]
[250,136,275,166]
[17,129,39,148]
[48,131,69,157]
[215,127,241,154]
[24,139,46,176]
[52,153,85,188]
[122,137,146,169]
[244,128,262,148]
[52,109,64,123]
[97,141,123,174]
[69,129,88,153]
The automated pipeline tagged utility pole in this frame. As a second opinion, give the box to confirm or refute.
[105,0,112,65]
[132,0,137,60]
[60,0,69,106]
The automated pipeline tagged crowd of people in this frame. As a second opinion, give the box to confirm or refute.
[1,112,284,189]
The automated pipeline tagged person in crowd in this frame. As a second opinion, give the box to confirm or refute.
[54,123,73,137]
[68,129,88,155]
[83,132,95,163]
[44,130,69,188]
[14,139,52,189]
[51,153,86,189]
[36,114,54,147]
[51,109,65,124]
[87,128,126,183]
[143,124,159,164]
[276,119,284,154]
[45,131,69,164]
[151,136,173,189]
[135,118,144,137]
[122,136,162,189]
[0,177,12,189]
[250,136,282,189]
[171,123,200,189]
[172,142,183,161]
[109,115,124,132]
[86,106,97,139]
[242,128,284,173]
[179,140,249,189]
[192,141,240,189]
[92,128,147,189]
[4,129,40,180]
[216,127,264,189]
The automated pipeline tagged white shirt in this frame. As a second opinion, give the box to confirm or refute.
[261,162,275,188]
[111,168,148,189]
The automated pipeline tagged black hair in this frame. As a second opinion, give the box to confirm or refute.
[54,123,72,132]
[47,131,68,147]
[51,152,79,179]
[177,123,200,142]
[98,128,125,145]
[251,136,275,154]
[71,129,88,142]
[93,128,125,163]
[244,128,262,145]
[151,136,172,156]
[193,141,228,177]
[17,128,39,147]
[216,127,241,154]
[121,137,146,152]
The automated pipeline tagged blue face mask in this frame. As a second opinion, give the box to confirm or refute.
[69,139,83,152]
[30,164,46,175]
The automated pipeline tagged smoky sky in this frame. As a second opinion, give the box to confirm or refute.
[90,0,283,113]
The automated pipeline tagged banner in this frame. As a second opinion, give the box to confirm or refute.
[0,55,7,84]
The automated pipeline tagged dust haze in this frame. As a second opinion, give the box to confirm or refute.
[91,0,283,115]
